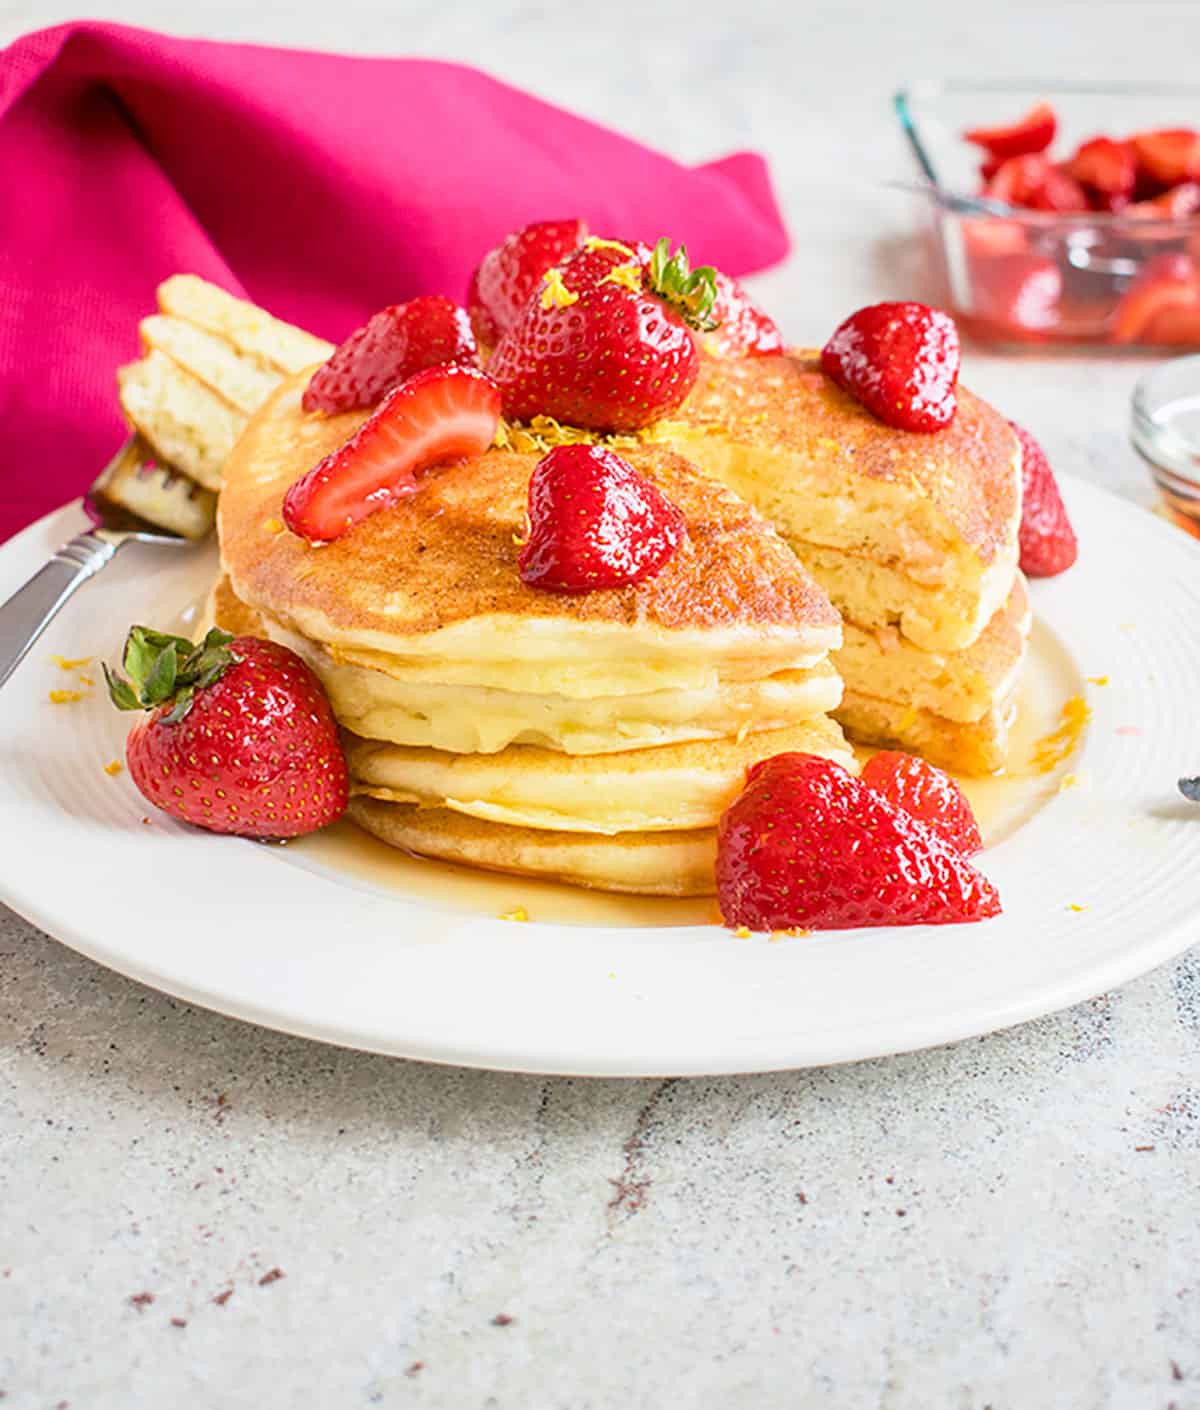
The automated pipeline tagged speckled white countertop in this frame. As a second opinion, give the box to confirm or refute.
[2,2,1199,1405]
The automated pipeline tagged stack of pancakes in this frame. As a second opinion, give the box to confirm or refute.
[214,376,854,895]
[655,352,1029,775]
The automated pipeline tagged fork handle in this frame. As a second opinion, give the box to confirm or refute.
[0,532,119,691]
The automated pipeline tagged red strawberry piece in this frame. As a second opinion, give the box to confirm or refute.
[984,154,1056,207]
[467,218,589,345]
[489,237,713,431]
[715,753,1001,931]
[283,363,501,543]
[1111,252,1200,342]
[518,443,685,593]
[962,219,1029,258]
[1131,129,1200,189]
[1140,302,1200,345]
[971,253,1062,333]
[820,301,959,433]
[1029,166,1091,212]
[302,297,479,415]
[1010,420,1077,577]
[861,750,983,856]
[964,102,1057,160]
[105,627,348,839]
[979,155,1005,185]
[1067,137,1137,204]
[704,271,784,357]
[1129,182,1200,219]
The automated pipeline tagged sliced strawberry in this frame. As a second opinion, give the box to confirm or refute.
[979,155,1005,185]
[1131,129,1200,189]
[518,444,685,593]
[964,102,1057,160]
[861,751,983,856]
[1067,137,1136,204]
[970,253,1062,333]
[715,754,1001,931]
[705,271,784,357]
[467,218,589,344]
[1010,420,1077,577]
[1128,182,1200,219]
[283,364,501,543]
[303,297,479,414]
[982,155,1088,212]
[1111,252,1200,342]
[820,301,959,433]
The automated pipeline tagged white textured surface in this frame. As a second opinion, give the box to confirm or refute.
[1,0,1199,1405]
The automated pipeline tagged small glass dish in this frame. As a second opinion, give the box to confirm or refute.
[896,80,1200,349]
[1131,355,1200,536]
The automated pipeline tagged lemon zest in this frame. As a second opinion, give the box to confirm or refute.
[540,268,579,310]
[499,906,529,923]
[602,263,643,294]
[52,655,92,671]
[1032,696,1091,774]
[584,236,635,257]
[264,517,284,535]
[48,689,83,704]
[734,925,752,939]
[1087,675,1109,686]
[104,760,124,777]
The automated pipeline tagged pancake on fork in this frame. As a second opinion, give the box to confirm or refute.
[652,351,1023,655]
[216,373,850,894]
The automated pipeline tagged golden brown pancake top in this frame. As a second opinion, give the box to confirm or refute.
[671,352,1021,565]
[218,375,840,642]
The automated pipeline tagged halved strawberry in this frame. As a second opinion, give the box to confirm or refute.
[964,102,1057,160]
[1067,137,1136,206]
[303,297,479,414]
[467,218,589,345]
[716,754,1001,931]
[518,444,685,593]
[1111,252,1200,342]
[1010,420,1077,577]
[1131,129,1200,189]
[820,301,959,433]
[861,751,983,856]
[282,364,501,543]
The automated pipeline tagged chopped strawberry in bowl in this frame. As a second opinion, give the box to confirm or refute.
[896,85,1200,347]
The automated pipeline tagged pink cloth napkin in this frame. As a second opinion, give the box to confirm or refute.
[0,21,789,542]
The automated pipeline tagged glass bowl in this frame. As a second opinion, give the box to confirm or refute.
[1131,354,1200,535]
[896,81,1200,349]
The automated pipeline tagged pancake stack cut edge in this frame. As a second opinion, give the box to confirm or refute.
[654,351,1029,776]
[215,375,855,896]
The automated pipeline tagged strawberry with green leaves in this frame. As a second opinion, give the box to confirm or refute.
[106,626,348,838]
[489,237,719,431]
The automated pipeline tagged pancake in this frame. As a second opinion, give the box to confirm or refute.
[218,375,842,699]
[650,351,1022,653]
[836,574,1030,728]
[347,797,719,896]
[344,715,854,835]
[835,685,1018,778]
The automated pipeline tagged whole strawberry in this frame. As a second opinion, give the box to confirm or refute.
[519,444,686,593]
[716,753,1001,931]
[468,218,589,345]
[860,750,983,856]
[705,271,784,357]
[1009,420,1077,576]
[105,626,348,838]
[303,296,479,415]
[821,301,960,433]
[489,237,718,431]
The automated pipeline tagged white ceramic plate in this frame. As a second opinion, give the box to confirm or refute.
[1,479,1197,1076]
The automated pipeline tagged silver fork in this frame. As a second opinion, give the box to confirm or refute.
[0,436,216,691]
